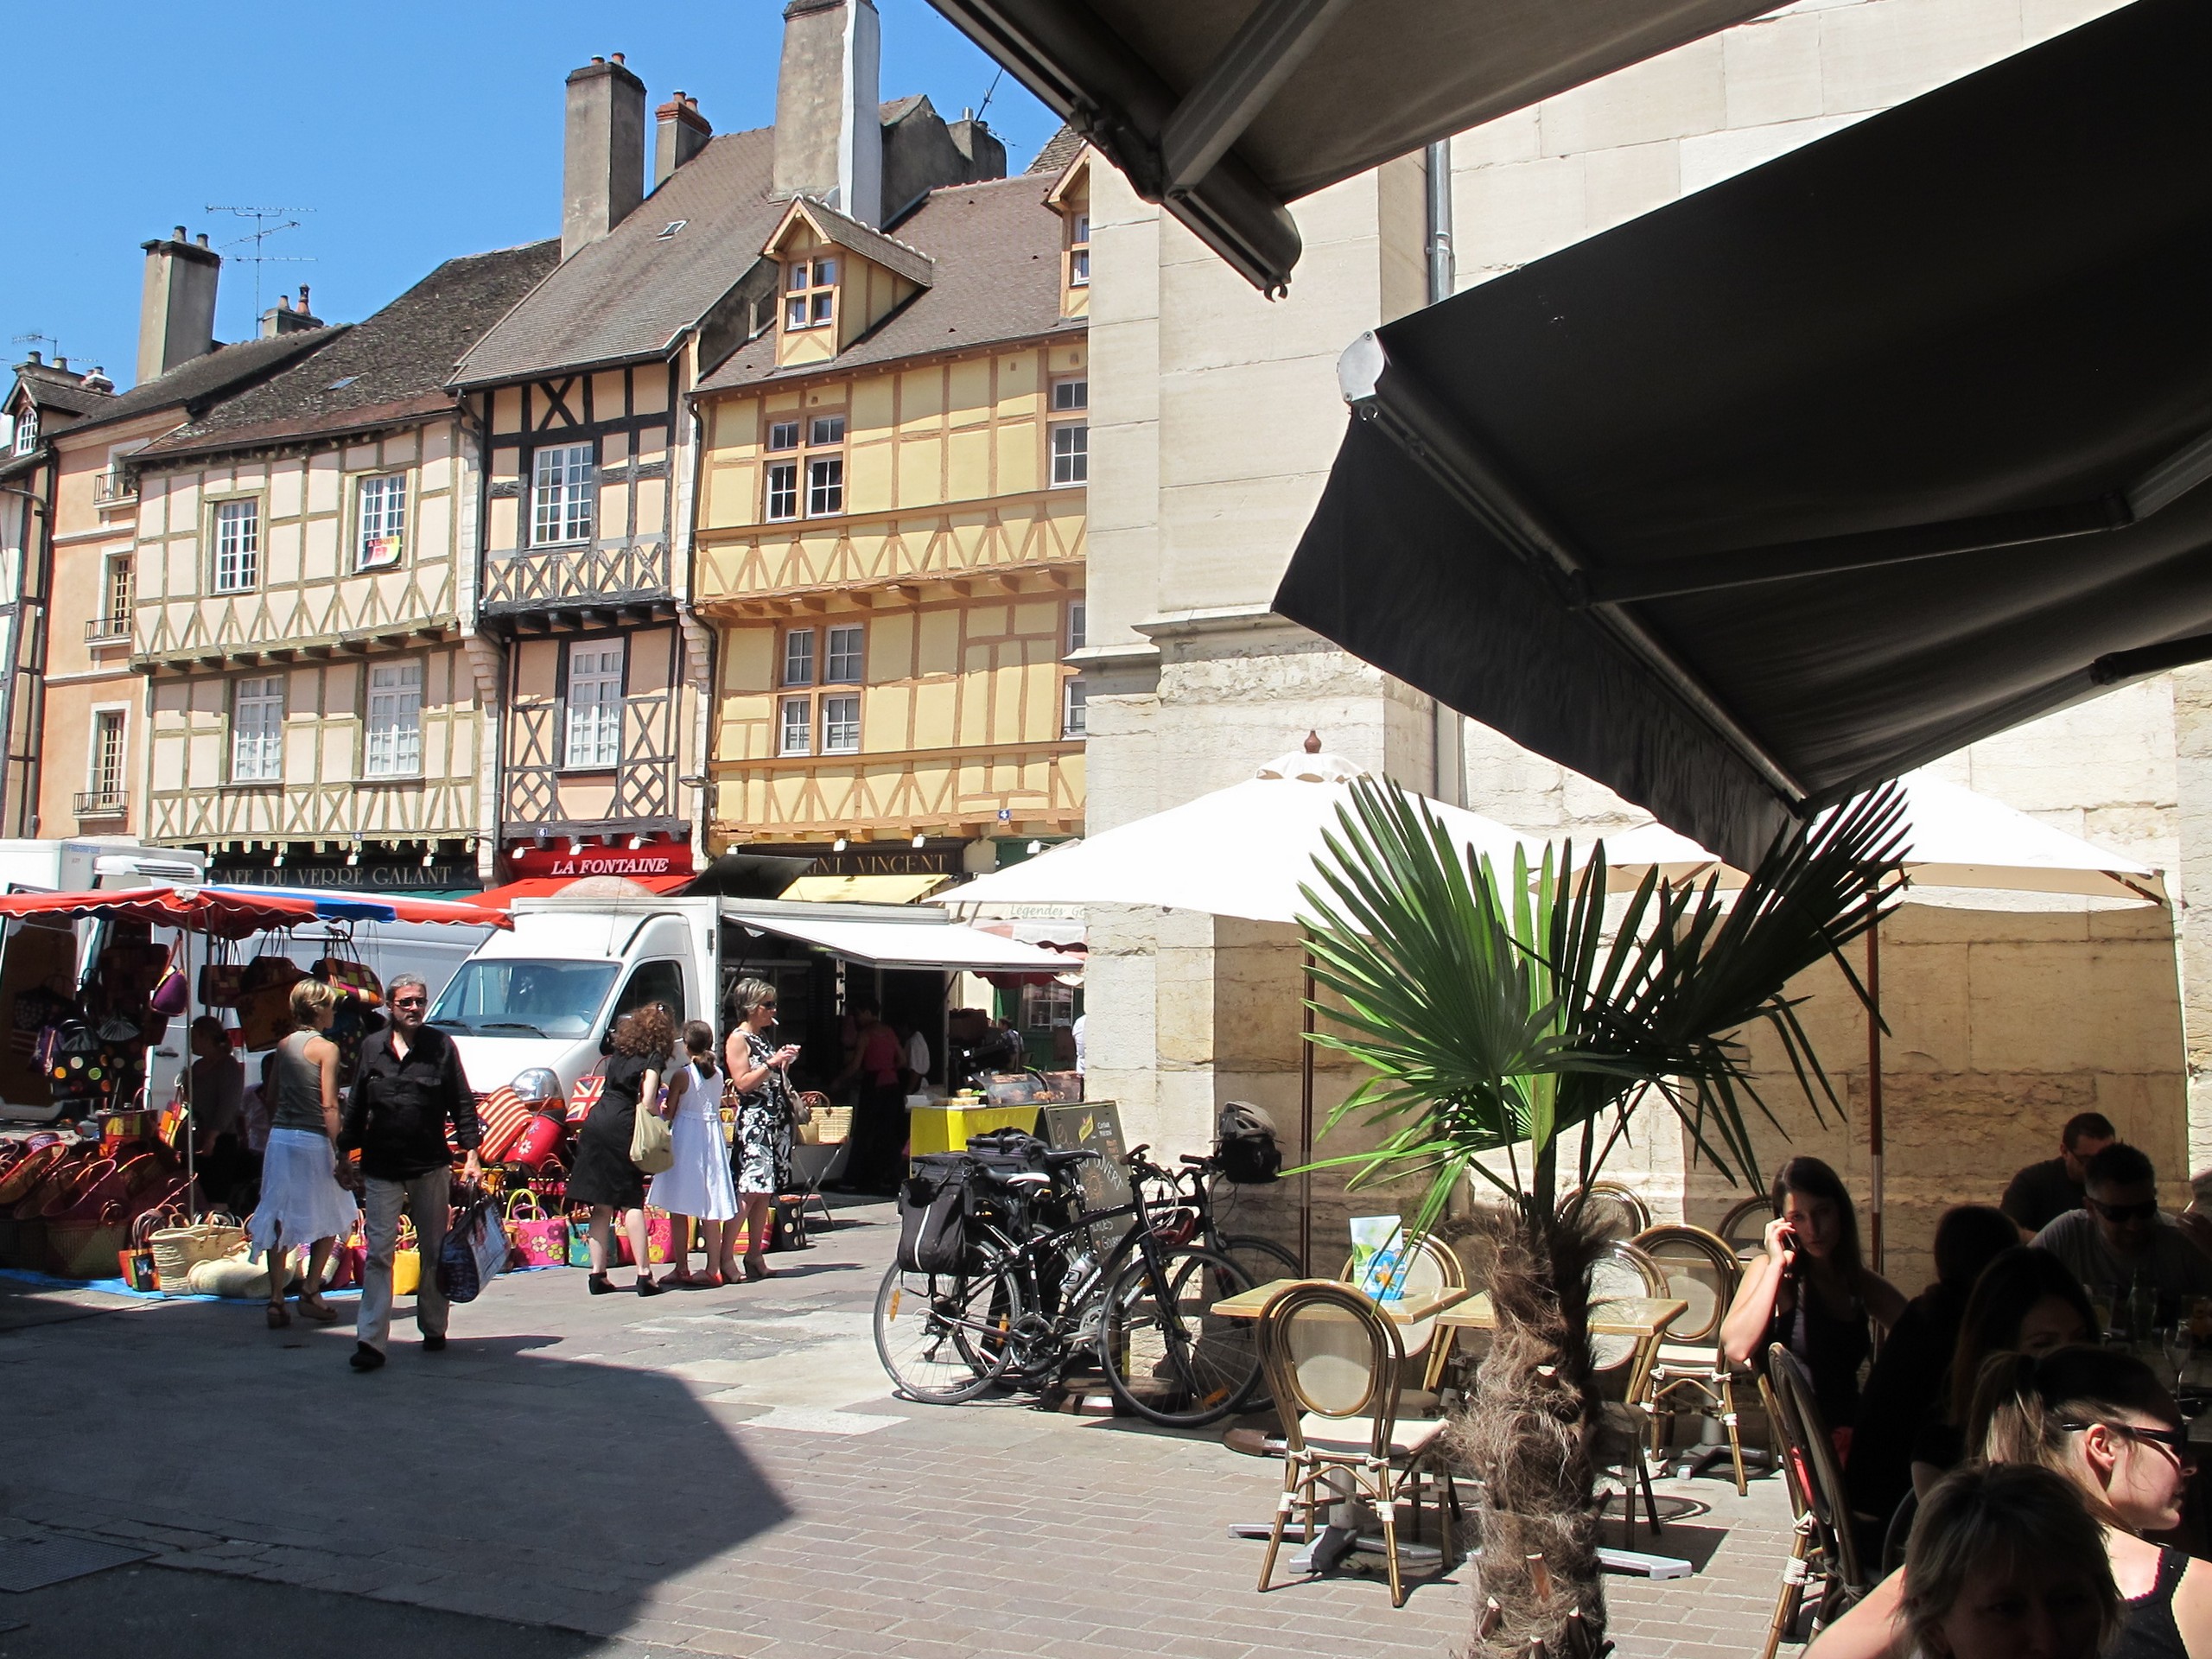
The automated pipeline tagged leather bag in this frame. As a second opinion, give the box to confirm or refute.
[629,1100,674,1175]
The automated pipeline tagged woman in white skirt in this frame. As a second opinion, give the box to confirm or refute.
[247,979,358,1327]
[650,1020,739,1287]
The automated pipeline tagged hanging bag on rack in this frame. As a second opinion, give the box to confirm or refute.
[148,945,189,1019]
[198,938,243,1007]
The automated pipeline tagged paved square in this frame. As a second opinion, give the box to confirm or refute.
[0,1204,1800,1657]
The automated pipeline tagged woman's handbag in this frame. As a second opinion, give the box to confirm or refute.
[118,1209,168,1291]
[630,1098,674,1175]
[566,1211,594,1268]
[504,1191,566,1268]
[149,949,189,1019]
[150,1211,245,1294]
[507,1111,564,1170]
[391,1216,421,1298]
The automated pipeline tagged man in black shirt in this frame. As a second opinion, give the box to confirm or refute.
[2000,1110,2115,1236]
[338,974,480,1372]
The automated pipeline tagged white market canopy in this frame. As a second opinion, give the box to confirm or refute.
[1878,768,2164,902]
[721,900,1077,974]
[939,741,1716,927]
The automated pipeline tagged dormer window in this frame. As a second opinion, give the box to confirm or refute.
[784,258,838,331]
[1069,214,1090,287]
[11,407,35,455]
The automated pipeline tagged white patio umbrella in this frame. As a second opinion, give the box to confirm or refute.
[944,735,1714,1268]
[1645,769,2164,1268]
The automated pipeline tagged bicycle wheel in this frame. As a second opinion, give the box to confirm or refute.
[873,1258,1027,1404]
[1215,1231,1301,1288]
[1099,1244,1262,1427]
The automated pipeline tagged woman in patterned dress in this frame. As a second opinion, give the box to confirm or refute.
[721,979,799,1283]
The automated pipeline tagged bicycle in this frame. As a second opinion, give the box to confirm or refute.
[1141,1149,1302,1287]
[873,1142,1264,1427]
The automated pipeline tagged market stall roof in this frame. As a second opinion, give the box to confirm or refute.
[1271,0,2212,872]
[0,885,510,939]
[721,900,1076,974]
[928,0,1772,292]
[781,874,953,905]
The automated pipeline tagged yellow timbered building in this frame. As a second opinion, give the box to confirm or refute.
[693,162,1090,864]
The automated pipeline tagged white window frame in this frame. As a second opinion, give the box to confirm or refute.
[825,624,864,684]
[213,498,260,592]
[531,442,595,547]
[1063,677,1087,738]
[766,419,800,452]
[230,677,284,784]
[807,455,844,517]
[1069,213,1090,288]
[563,640,624,769]
[779,695,813,757]
[1051,378,1088,414]
[820,693,861,755]
[783,257,839,331]
[87,706,127,800]
[355,473,408,570]
[766,460,799,522]
[1067,601,1086,653]
[10,407,35,455]
[782,626,816,687]
[105,555,135,629]
[364,659,424,779]
[1050,423,1088,487]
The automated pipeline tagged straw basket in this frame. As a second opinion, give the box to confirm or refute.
[151,1217,246,1295]
[802,1104,852,1147]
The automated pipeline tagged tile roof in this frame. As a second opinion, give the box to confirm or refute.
[780,197,937,288]
[1027,124,1084,175]
[143,240,559,460]
[61,328,346,434]
[696,171,1080,397]
[12,365,114,419]
[454,126,785,387]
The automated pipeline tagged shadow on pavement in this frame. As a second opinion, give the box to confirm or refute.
[0,1288,792,1638]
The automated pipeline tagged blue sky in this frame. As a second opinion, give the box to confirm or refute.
[0,1,1057,390]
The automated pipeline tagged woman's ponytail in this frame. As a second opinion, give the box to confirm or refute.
[683,1019,718,1078]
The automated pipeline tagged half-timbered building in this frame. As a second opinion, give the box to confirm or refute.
[451,11,1001,881]
[690,147,1088,873]
[126,241,557,889]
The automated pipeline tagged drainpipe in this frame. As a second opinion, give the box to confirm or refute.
[1424,138,1465,805]
[0,474,50,836]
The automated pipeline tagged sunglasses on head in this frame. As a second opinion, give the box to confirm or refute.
[2060,1419,2193,1459]
[2091,1198,2160,1223]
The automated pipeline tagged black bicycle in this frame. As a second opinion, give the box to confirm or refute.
[873,1143,1264,1427]
[1142,1150,1301,1288]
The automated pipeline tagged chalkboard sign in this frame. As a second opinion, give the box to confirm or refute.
[1039,1099,1130,1249]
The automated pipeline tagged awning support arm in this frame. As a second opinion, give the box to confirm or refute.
[1160,0,1355,194]
[1336,332,1811,805]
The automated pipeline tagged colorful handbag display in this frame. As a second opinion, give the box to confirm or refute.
[118,1211,166,1291]
[314,956,383,1008]
[504,1191,567,1268]
[198,959,244,1008]
[566,1212,594,1268]
[566,1073,604,1126]
[507,1112,565,1170]
[391,1216,421,1298]
[475,1086,533,1162]
[149,948,189,1018]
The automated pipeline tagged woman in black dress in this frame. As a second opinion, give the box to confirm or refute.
[569,1002,676,1297]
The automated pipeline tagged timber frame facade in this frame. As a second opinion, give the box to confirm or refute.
[463,356,701,856]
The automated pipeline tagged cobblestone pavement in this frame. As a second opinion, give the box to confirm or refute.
[0,1204,1799,1658]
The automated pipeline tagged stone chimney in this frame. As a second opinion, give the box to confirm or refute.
[654,92,713,188]
[948,111,1007,182]
[563,54,647,260]
[259,285,326,338]
[137,226,221,384]
[774,0,882,226]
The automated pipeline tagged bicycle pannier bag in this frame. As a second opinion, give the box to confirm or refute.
[896,1155,970,1274]
[1217,1100,1282,1185]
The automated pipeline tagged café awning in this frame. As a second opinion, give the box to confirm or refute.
[1272,0,2212,871]
[926,0,1771,292]
[722,902,1076,975]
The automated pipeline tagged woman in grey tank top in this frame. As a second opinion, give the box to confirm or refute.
[245,979,358,1327]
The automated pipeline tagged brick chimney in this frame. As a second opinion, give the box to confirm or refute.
[137,226,221,384]
[774,0,881,226]
[563,54,647,259]
[259,285,326,338]
[654,91,713,188]
[948,111,1007,182]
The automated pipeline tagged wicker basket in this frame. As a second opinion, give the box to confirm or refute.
[187,1252,270,1300]
[807,1105,853,1147]
[151,1218,246,1295]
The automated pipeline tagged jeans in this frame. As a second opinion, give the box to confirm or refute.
[356,1168,450,1353]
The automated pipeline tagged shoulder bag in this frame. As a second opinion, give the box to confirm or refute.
[629,1083,675,1174]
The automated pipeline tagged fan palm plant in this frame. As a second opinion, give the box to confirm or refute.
[1297,777,1906,1654]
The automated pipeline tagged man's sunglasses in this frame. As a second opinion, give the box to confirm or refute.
[392,995,428,1008]
[2060,1419,2194,1459]
[2090,1198,2160,1223]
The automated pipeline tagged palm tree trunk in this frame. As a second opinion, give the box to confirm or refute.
[1453,1202,1605,1656]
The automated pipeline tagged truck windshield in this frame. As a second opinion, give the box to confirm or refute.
[429,960,619,1039]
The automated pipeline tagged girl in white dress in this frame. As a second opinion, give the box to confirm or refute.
[649,1020,739,1287]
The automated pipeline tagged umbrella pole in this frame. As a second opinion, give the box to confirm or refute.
[1867,918,1884,1274]
[1300,949,1314,1276]
[182,925,196,1205]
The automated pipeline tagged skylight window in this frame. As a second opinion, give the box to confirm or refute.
[326,376,359,391]
[656,220,688,239]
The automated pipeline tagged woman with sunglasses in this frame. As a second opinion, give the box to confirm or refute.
[1811,1345,2212,1658]
[722,979,800,1283]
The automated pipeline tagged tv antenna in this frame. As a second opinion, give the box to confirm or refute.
[10,331,61,363]
[975,65,1004,123]
[206,205,317,320]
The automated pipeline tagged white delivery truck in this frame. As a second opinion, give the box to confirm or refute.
[0,838,209,1122]
[423,893,1072,1117]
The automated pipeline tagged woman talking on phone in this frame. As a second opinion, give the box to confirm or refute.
[1723,1155,1905,1436]
[723,979,802,1283]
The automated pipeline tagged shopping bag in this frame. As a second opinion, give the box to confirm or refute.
[771,1194,809,1254]
[198,963,244,1007]
[613,1208,675,1268]
[314,956,383,1008]
[629,1103,673,1175]
[392,1216,420,1297]
[567,1214,594,1268]
[504,1192,566,1267]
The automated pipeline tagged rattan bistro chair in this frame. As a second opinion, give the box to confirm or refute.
[1758,1344,1874,1659]
[1588,1241,1669,1537]
[1631,1224,1750,1495]
[1559,1180,1653,1243]
[1255,1282,1457,1607]
[1719,1194,1773,1260]
[1334,1233,1464,1406]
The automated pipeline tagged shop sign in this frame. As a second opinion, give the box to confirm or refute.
[507,842,690,880]
[212,861,480,893]
[742,842,964,877]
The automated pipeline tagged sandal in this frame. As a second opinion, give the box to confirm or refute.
[266,1303,291,1329]
[295,1294,340,1325]
[743,1256,770,1282]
